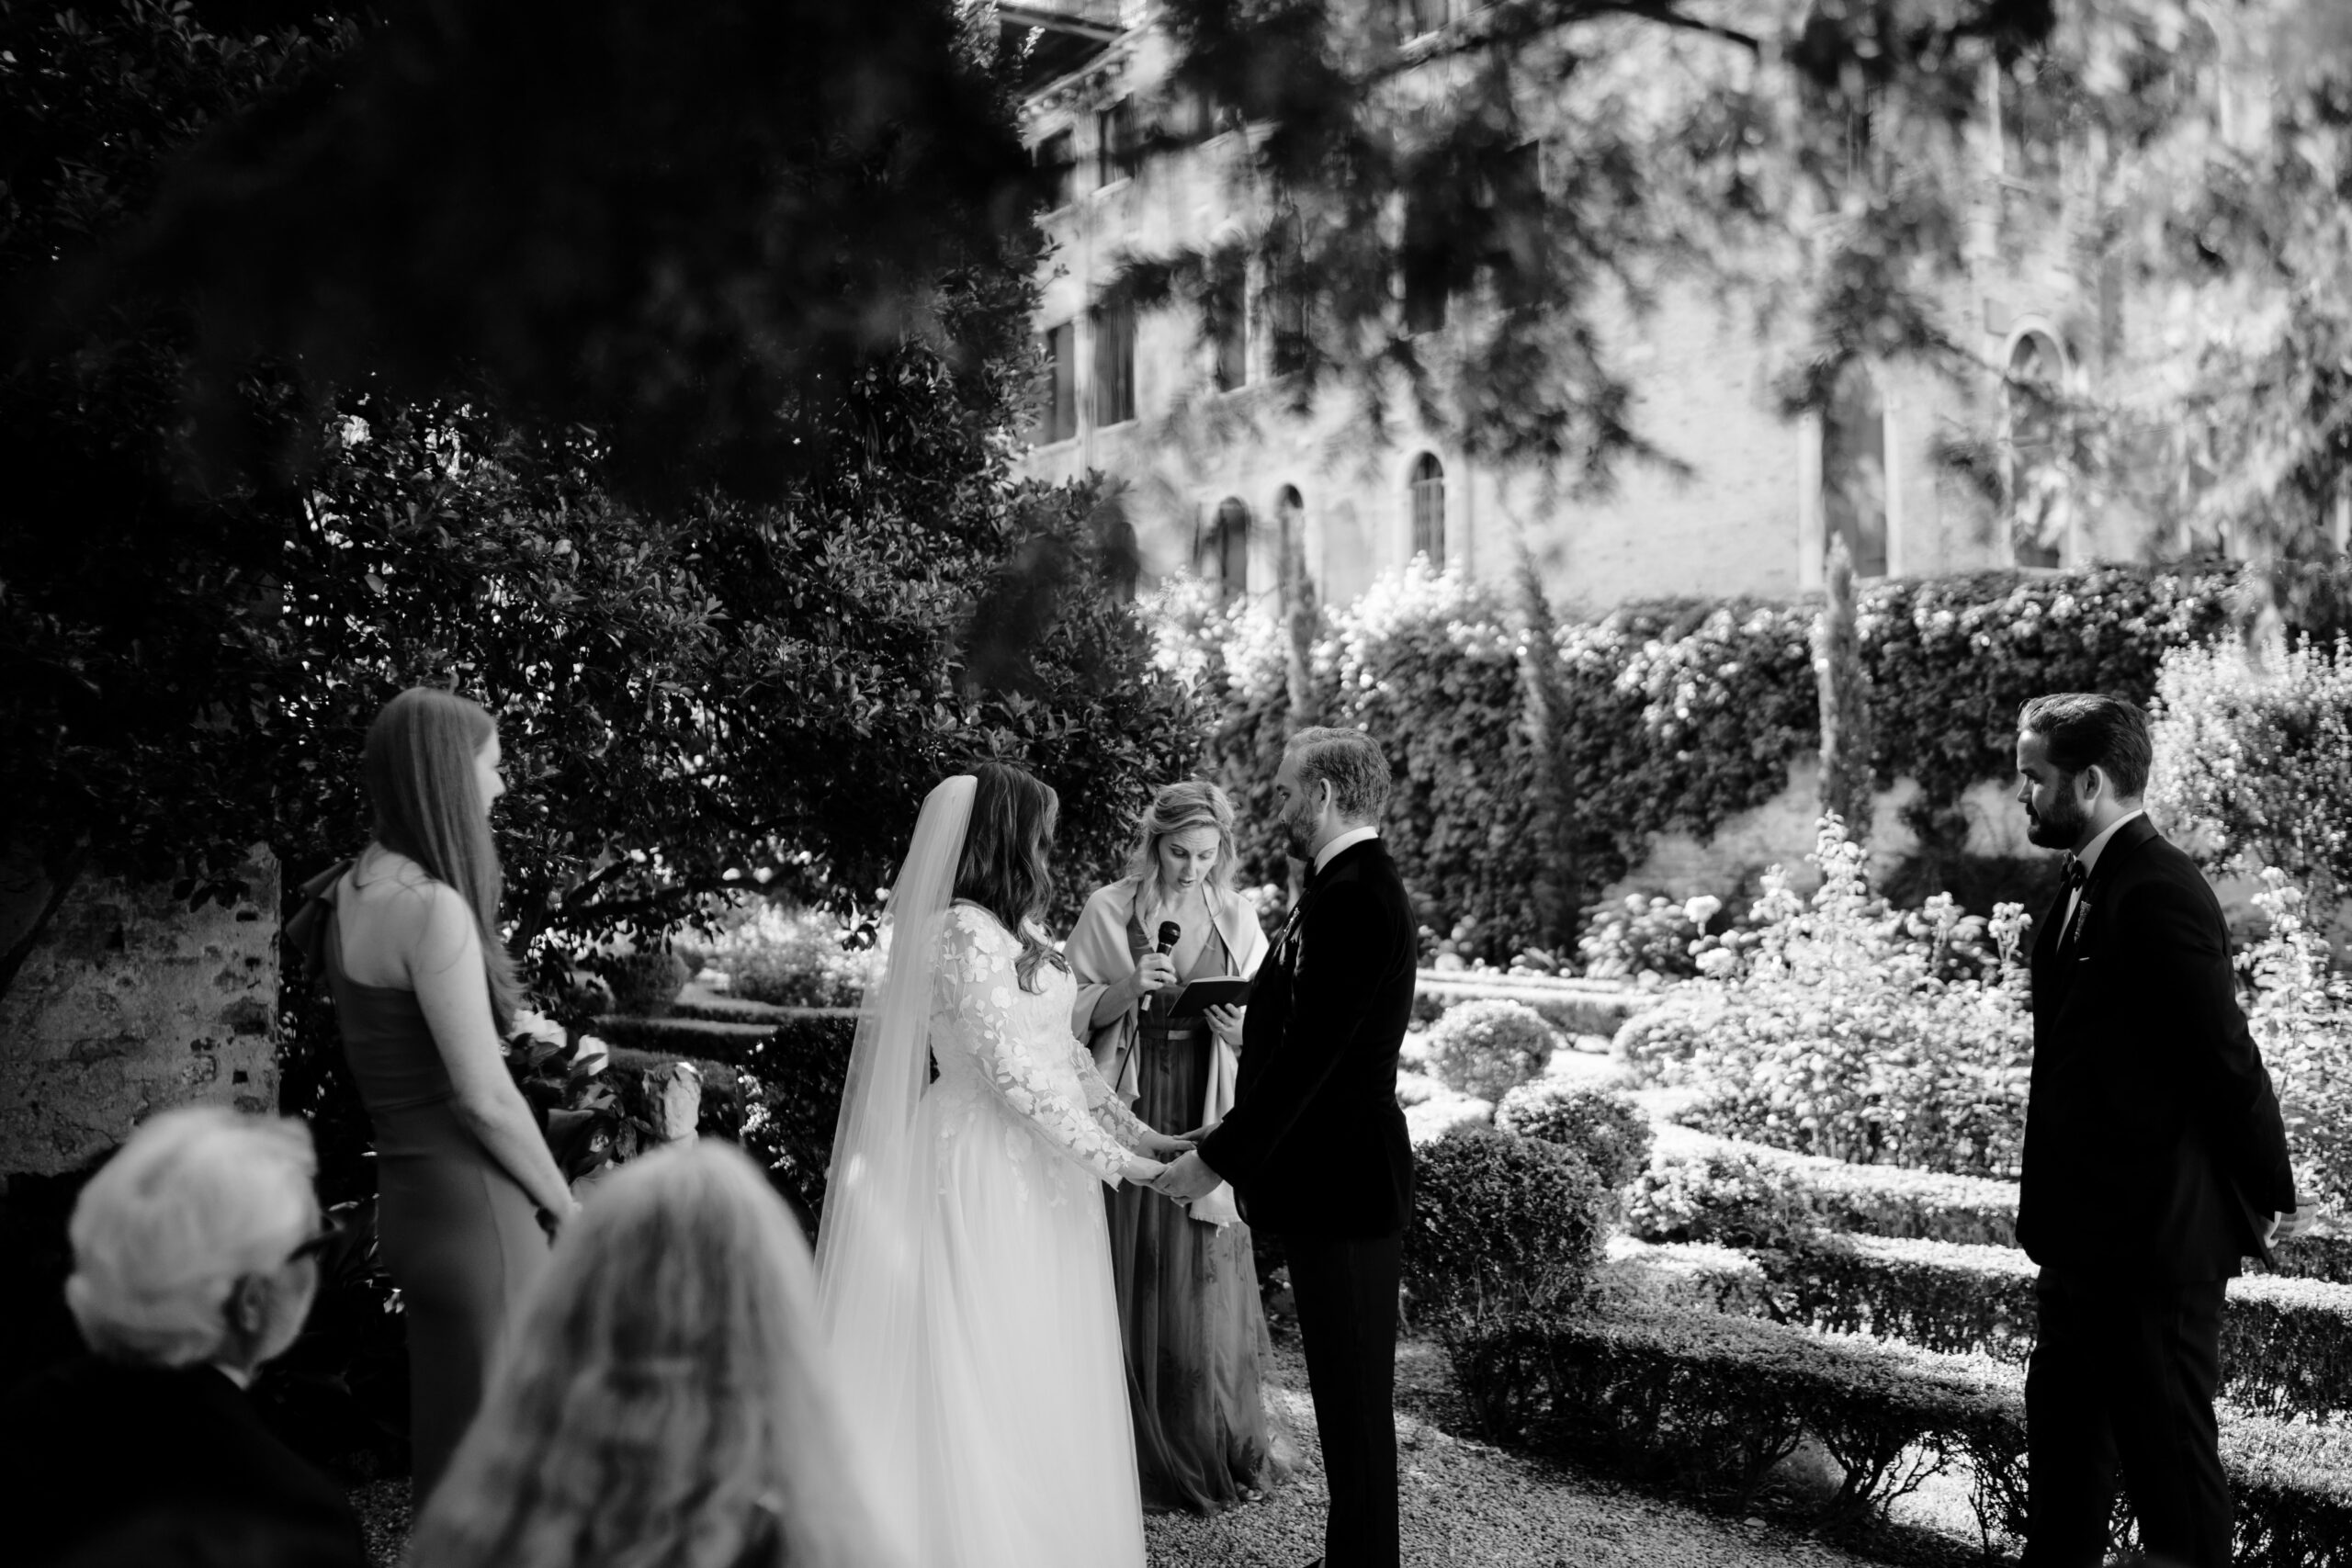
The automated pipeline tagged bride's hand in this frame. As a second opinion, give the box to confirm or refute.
[1135,1128,1194,1159]
[1120,1156,1168,1186]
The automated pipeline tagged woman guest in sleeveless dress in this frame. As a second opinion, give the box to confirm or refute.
[1069,781,1291,1515]
[298,687,576,1506]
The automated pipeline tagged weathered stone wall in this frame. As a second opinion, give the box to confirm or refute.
[1600,758,2031,903]
[0,847,279,1176]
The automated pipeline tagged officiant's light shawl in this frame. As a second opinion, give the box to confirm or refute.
[1067,875,1267,1225]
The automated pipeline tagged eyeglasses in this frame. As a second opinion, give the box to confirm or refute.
[287,1209,357,1266]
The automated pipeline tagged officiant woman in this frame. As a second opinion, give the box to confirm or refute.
[1069,781,1290,1514]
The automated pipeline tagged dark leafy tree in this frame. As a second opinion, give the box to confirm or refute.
[0,1,1200,1010]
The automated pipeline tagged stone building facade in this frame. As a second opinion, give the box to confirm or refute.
[1007,2,2268,615]
[0,848,280,1177]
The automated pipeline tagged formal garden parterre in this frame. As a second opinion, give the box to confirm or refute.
[513,558,2352,1565]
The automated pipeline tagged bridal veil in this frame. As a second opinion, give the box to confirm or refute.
[812,773,975,1560]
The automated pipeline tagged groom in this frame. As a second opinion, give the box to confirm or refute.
[2014,692,2299,1567]
[1154,727,1416,1568]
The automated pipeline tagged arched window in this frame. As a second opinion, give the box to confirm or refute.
[1202,497,1250,601]
[2006,332,2064,569]
[1820,363,1887,579]
[1408,453,1445,567]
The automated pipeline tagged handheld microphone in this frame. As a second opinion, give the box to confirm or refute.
[1148,919,1181,1013]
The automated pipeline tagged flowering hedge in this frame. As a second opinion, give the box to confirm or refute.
[1159,562,2239,963]
[1453,1303,2352,1565]
[2151,636,2352,919]
[1617,816,2036,1177]
[2233,868,2352,1213]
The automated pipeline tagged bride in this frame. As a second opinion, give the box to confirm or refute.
[814,763,1192,1567]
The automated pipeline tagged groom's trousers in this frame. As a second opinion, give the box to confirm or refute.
[1283,1232,1401,1568]
[2023,1268,2230,1568]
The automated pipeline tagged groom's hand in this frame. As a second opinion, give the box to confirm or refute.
[1172,1117,1223,1142]
[1152,1151,1221,1201]
[2269,1207,2312,1245]
[1135,1128,1195,1159]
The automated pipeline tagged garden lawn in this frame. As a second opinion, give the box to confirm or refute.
[348,1336,1886,1568]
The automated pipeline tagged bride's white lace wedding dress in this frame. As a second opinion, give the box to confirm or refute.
[898,902,1151,1567]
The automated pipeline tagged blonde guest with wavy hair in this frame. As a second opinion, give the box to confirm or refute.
[404,1142,894,1568]
[1067,779,1291,1515]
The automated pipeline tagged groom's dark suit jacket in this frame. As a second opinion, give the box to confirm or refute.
[2017,814,2296,1280]
[1199,838,1417,1239]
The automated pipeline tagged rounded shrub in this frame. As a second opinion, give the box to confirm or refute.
[1623,1147,1820,1252]
[1423,998,1556,1101]
[1404,1124,1607,1327]
[600,950,690,1017]
[1611,992,1722,1081]
[1496,1083,1655,1193]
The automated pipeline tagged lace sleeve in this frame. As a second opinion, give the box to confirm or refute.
[937,909,1131,1184]
[1072,1040,1152,1148]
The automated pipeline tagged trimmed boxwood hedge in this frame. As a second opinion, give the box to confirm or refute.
[1454,1303,2352,1565]
[1751,1234,2352,1423]
[1619,1232,2352,1426]
[1641,1123,2018,1247]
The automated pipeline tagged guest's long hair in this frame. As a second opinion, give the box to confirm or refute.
[1125,779,1240,926]
[362,686,520,1028]
[953,760,1068,993]
[405,1144,889,1568]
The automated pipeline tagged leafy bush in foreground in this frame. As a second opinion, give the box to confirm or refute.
[1497,1082,1654,1194]
[1404,1125,1606,1328]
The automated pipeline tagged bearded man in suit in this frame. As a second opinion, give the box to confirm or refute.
[1154,726,1417,1568]
[2013,692,2301,1568]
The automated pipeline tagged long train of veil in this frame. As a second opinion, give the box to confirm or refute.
[812,773,976,1558]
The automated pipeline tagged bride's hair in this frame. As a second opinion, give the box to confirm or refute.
[955,761,1069,993]
[1127,780,1239,925]
[405,1144,886,1568]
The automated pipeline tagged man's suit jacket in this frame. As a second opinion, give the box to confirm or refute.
[1198,837,1418,1239]
[0,1356,369,1568]
[2017,814,2297,1280]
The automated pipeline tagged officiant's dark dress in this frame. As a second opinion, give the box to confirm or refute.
[1093,899,1285,1515]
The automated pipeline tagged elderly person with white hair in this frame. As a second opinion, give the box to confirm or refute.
[0,1107,368,1568]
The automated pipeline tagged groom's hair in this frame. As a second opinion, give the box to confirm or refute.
[1287,727,1391,823]
[2018,693,2153,798]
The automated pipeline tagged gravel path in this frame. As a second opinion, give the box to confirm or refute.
[352,1336,1892,1568]
[1144,1337,1894,1568]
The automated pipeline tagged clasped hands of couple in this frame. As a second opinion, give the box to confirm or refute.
[1118,1119,1225,1201]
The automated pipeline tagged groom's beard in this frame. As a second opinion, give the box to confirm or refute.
[1281,802,1314,861]
[2025,795,2088,850]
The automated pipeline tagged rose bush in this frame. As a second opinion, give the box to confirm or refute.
[1618,816,2035,1178]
